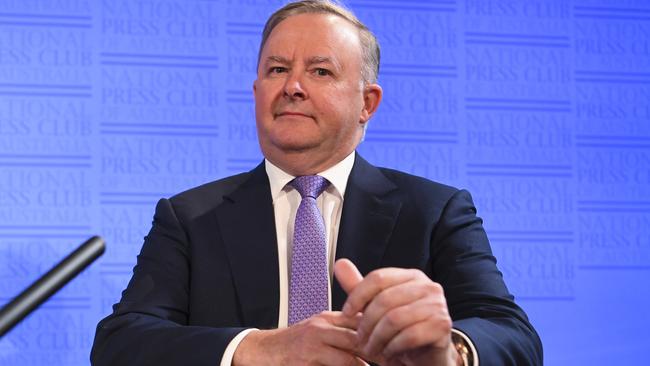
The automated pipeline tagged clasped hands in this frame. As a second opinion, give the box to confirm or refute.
[233,259,459,366]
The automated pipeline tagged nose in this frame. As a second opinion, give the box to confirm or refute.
[283,71,307,100]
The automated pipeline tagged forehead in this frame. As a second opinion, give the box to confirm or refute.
[261,13,363,63]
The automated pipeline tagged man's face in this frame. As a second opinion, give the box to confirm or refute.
[254,13,381,175]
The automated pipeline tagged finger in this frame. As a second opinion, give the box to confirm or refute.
[362,296,438,357]
[309,312,362,353]
[318,325,360,353]
[334,258,363,295]
[319,311,362,330]
[358,280,444,343]
[383,317,452,359]
[343,268,420,317]
[312,343,366,366]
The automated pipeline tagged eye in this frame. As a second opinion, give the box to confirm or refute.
[269,66,287,74]
[314,68,331,76]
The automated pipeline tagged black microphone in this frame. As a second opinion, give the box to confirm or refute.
[0,236,105,337]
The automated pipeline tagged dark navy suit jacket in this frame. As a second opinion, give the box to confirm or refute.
[91,154,542,365]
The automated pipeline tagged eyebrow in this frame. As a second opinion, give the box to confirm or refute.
[307,56,341,70]
[307,56,333,65]
[264,55,291,65]
[263,55,341,69]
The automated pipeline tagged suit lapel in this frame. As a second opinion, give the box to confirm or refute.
[214,163,280,328]
[213,156,401,320]
[332,155,402,311]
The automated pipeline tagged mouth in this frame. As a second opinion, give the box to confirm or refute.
[275,111,312,119]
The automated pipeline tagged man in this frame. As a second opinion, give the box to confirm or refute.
[91,1,542,365]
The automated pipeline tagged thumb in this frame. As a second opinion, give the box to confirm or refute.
[334,258,363,295]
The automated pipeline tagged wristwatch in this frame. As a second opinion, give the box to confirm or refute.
[451,331,474,366]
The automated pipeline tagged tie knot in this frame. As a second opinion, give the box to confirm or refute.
[290,175,329,199]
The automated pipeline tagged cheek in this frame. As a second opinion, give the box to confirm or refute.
[322,89,357,112]
[336,87,364,111]
[255,93,276,120]
[255,83,280,109]
[323,95,362,122]
[254,99,272,133]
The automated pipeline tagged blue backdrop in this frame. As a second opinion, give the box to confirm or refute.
[1,0,648,364]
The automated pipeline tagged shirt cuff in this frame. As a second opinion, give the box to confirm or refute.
[219,328,258,366]
[451,328,479,366]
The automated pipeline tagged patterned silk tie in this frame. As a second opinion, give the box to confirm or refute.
[288,175,330,325]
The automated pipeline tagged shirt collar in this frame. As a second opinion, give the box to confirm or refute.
[265,151,356,201]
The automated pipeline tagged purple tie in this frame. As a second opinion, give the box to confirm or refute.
[288,175,330,325]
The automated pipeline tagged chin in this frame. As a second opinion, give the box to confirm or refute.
[267,130,321,149]
[273,140,320,153]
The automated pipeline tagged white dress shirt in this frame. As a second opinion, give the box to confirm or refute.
[219,151,355,365]
[266,151,355,327]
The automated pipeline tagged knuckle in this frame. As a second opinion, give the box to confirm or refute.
[437,316,453,332]
[432,301,449,317]
[385,309,402,328]
[428,281,443,293]
[368,270,386,285]
[304,317,323,330]
[318,310,334,318]
[409,268,424,278]
[346,297,361,311]
[375,292,391,308]
[402,329,419,345]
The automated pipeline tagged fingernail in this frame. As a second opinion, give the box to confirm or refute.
[343,302,352,315]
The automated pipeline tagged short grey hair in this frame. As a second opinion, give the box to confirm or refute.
[257,0,380,84]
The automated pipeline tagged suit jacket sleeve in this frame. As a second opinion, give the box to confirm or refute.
[90,198,246,366]
[432,189,543,365]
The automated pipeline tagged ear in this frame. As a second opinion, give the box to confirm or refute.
[359,83,383,124]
